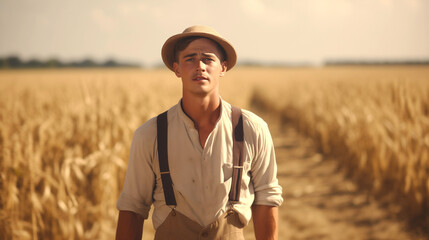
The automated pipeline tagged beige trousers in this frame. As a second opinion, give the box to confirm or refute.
[154,209,245,240]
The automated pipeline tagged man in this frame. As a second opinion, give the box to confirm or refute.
[116,25,283,240]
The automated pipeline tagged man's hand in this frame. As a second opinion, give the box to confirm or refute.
[252,205,279,240]
[116,210,144,240]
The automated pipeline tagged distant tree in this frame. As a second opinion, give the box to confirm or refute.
[0,58,6,68]
[25,59,44,68]
[6,56,22,68]
[46,58,63,68]
[103,59,119,67]
[70,59,97,68]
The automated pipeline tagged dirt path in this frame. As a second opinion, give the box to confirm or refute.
[242,113,427,240]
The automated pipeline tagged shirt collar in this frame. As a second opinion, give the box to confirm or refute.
[177,98,225,130]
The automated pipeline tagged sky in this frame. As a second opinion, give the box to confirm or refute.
[1,0,428,67]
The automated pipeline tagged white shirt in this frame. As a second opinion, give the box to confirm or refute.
[116,99,283,228]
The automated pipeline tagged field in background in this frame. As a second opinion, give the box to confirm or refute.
[0,66,428,239]
[243,66,429,227]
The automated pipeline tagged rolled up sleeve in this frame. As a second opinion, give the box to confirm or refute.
[250,123,283,207]
[116,121,156,219]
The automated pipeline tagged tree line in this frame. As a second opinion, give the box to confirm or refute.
[324,59,429,66]
[0,56,141,69]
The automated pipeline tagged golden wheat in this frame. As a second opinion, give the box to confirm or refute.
[1,66,428,239]
[246,66,429,228]
[0,69,183,239]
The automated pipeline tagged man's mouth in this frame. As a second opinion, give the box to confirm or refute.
[193,76,209,81]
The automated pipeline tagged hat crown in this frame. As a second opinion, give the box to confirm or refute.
[182,25,220,36]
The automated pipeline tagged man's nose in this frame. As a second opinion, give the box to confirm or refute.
[196,60,206,72]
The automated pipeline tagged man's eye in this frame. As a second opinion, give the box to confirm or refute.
[185,58,194,62]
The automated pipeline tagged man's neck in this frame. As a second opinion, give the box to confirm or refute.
[181,94,221,130]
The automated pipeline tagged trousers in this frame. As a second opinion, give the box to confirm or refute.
[154,209,245,240]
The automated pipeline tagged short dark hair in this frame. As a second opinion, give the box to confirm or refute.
[174,37,226,62]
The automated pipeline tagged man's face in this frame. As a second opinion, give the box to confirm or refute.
[173,38,227,98]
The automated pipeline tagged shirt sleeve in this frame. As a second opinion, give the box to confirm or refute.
[250,122,283,207]
[116,121,156,219]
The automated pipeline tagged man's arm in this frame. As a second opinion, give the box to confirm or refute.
[116,210,144,240]
[252,205,279,240]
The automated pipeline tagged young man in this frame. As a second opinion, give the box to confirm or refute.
[116,26,283,240]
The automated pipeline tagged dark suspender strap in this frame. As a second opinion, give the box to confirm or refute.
[157,111,177,206]
[229,106,244,202]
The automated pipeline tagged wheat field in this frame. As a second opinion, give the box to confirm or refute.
[244,66,429,223]
[1,66,428,239]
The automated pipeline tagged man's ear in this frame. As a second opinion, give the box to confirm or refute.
[173,62,181,78]
[220,61,227,77]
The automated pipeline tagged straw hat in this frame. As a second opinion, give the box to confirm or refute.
[161,25,237,71]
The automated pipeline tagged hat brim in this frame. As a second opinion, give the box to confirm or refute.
[161,32,237,72]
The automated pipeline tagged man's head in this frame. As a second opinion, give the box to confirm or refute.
[161,26,236,72]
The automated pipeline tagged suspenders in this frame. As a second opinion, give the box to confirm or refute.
[229,106,244,202]
[156,111,177,206]
[156,106,244,206]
